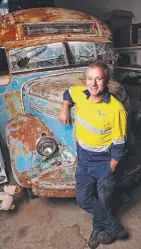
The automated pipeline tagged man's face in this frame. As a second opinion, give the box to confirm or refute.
[86,67,106,97]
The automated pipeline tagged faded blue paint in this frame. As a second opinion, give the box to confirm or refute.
[3,69,77,184]
[16,152,42,172]
[0,72,48,94]
[17,154,32,172]
[36,153,62,173]
[26,95,77,156]
[7,138,32,172]
[0,71,49,141]
[0,96,10,139]
[30,107,76,156]
[7,138,42,172]
[35,152,42,161]
[0,96,5,107]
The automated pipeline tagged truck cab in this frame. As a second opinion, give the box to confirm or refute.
[0,7,128,197]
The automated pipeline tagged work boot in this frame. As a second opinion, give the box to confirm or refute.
[88,231,100,249]
[97,226,127,244]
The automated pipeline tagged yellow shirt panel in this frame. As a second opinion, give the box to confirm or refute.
[70,86,127,147]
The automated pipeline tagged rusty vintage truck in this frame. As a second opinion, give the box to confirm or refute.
[0,7,140,197]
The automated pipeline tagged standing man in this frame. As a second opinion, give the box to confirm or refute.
[58,61,127,249]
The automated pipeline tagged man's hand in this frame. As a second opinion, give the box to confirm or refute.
[58,109,69,124]
[58,100,70,125]
[110,159,120,171]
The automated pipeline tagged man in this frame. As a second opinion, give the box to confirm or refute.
[58,61,127,248]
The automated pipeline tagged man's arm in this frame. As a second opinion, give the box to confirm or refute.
[58,100,70,124]
[58,89,74,124]
[110,108,127,171]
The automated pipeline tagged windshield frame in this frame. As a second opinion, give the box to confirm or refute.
[7,41,114,74]
[8,42,69,74]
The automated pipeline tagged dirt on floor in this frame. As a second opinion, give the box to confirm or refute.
[0,183,141,249]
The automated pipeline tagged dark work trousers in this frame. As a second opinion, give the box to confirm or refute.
[75,161,119,233]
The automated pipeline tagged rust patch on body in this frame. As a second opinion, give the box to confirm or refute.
[7,114,53,187]
[39,168,75,186]
[10,159,44,188]
[30,72,86,103]
[0,14,18,44]
[0,7,111,47]
[7,114,52,153]
[39,169,63,183]
[108,80,128,108]
[4,91,24,118]
[96,19,111,37]
[10,160,32,187]
[31,163,76,197]
[13,8,92,23]
[32,186,76,198]
[5,36,111,50]
[19,172,32,187]
[29,72,128,108]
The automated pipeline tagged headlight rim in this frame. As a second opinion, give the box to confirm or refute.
[36,136,58,157]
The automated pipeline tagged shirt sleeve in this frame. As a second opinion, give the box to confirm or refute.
[63,89,74,104]
[63,86,81,104]
[111,108,127,161]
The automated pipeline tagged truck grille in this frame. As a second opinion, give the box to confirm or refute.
[30,103,59,120]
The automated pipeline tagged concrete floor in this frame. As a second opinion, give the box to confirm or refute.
[1,141,141,249]
[1,183,141,249]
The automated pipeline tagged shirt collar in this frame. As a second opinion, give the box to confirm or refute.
[82,87,110,103]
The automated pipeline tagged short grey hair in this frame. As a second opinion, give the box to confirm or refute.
[86,61,110,84]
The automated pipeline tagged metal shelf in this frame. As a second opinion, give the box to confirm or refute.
[115,66,141,71]
[115,46,141,50]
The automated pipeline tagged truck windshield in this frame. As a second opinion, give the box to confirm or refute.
[67,42,113,65]
[8,42,113,73]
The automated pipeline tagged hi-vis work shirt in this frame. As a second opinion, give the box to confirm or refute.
[63,86,127,163]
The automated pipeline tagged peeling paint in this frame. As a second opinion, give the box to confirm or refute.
[5,71,128,196]
[8,115,51,153]
[0,7,123,197]
[0,7,111,47]
[6,114,76,196]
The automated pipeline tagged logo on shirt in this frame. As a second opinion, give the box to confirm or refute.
[97,110,106,117]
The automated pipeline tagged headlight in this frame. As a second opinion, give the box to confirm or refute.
[36,136,58,157]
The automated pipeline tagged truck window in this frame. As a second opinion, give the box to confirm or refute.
[23,23,93,35]
[0,48,9,75]
[67,42,114,65]
[8,42,114,73]
[8,43,68,73]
